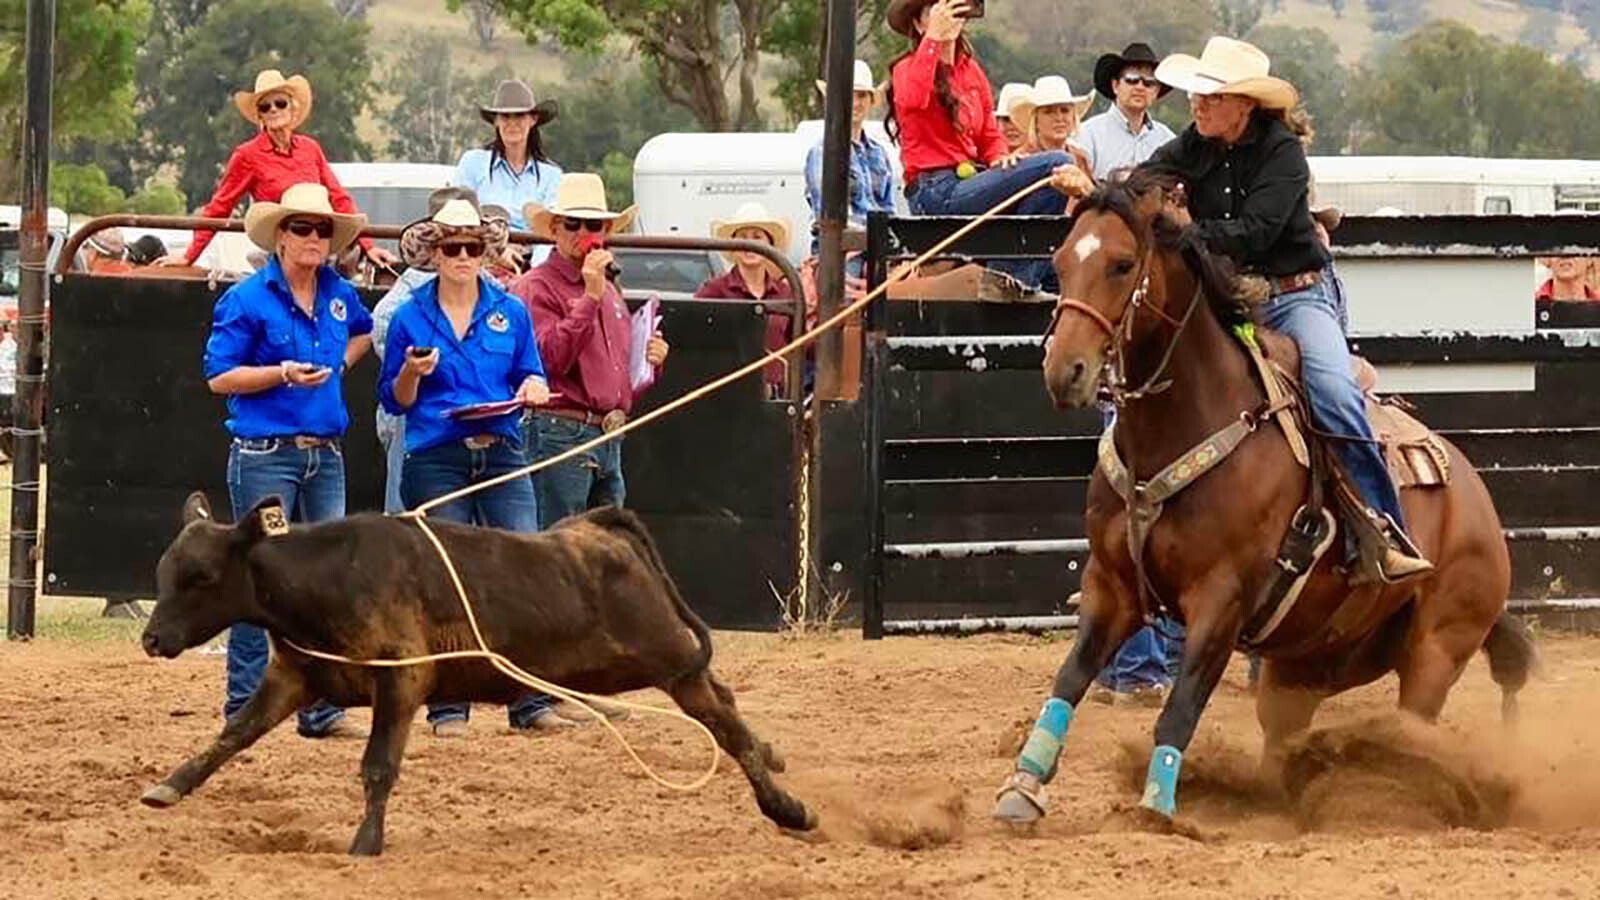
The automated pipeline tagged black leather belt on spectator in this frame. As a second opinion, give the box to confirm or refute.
[541,407,628,434]
[1269,270,1322,296]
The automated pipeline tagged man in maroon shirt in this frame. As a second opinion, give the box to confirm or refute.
[512,174,669,525]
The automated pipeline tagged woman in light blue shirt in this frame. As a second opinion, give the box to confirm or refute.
[454,79,563,265]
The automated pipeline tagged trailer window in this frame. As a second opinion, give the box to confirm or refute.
[1483,196,1512,215]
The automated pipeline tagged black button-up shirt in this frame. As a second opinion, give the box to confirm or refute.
[1140,113,1329,277]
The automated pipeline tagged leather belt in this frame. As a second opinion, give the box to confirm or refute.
[541,407,628,434]
[462,434,501,450]
[905,164,983,199]
[288,435,337,450]
[1269,269,1322,296]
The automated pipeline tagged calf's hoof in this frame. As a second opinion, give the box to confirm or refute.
[140,784,183,808]
[348,831,384,856]
[993,771,1047,824]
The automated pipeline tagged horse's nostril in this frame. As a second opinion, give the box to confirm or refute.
[1071,360,1088,384]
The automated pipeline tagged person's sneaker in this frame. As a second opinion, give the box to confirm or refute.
[1124,683,1170,709]
[431,719,470,738]
[1087,684,1116,706]
[299,717,365,739]
[514,709,579,733]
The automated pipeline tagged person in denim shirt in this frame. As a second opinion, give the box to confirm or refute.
[804,59,896,260]
[201,182,374,738]
[379,197,574,736]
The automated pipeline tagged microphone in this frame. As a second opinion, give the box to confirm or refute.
[579,234,622,281]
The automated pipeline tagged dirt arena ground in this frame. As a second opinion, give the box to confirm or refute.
[0,602,1596,900]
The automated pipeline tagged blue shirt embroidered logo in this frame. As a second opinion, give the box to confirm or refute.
[330,298,347,322]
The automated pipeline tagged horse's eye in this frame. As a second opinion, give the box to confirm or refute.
[1109,259,1136,277]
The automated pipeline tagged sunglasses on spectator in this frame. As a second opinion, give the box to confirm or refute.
[558,217,607,233]
[282,219,334,239]
[438,241,487,259]
[1121,75,1160,88]
[256,96,291,114]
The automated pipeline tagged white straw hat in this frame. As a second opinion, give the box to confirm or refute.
[242,183,365,254]
[815,59,880,99]
[711,202,791,264]
[524,173,639,241]
[1010,76,1095,134]
[1154,36,1298,110]
[235,70,313,130]
[994,82,1032,120]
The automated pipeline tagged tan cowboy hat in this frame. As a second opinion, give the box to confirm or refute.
[994,82,1032,120]
[398,197,511,270]
[524,173,638,241]
[1154,37,1298,110]
[235,69,314,130]
[479,79,558,126]
[1011,76,1095,134]
[711,202,791,264]
[816,60,881,100]
[243,182,365,254]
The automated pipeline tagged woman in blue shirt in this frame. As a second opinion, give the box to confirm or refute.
[380,197,574,735]
[202,182,374,739]
[454,79,563,267]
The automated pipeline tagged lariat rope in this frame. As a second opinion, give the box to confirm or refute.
[283,176,1060,792]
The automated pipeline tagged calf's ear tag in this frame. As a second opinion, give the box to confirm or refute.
[259,506,289,537]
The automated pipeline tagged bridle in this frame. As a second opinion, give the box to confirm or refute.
[1045,226,1205,407]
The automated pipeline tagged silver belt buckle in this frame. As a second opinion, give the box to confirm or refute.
[463,434,497,450]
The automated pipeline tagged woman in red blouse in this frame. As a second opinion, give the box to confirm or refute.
[885,0,1090,289]
[159,70,397,269]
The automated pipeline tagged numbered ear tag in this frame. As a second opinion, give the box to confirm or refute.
[259,506,290,537]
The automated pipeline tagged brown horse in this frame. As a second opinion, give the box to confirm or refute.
[992,174,1536,825]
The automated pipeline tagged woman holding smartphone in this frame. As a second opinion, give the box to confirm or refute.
[201,182,375,738]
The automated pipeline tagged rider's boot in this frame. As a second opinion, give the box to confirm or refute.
[1375,512,1432,583]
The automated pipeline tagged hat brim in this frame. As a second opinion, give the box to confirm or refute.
[712,219,791,264]
[1094,53,1171,102]
[524,203,639,242]
[816,79,882,100]
[887,0,935,35]
[398,216,511,270]
[1011,95,1095,135]
[480,99,559,126]
[243,201,365,256]
[235,76,314,130]
[1155,55,1298,109]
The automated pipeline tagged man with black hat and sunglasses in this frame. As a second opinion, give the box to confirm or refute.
[1077,42,1177,181]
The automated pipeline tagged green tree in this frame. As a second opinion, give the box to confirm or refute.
[0,0,148,199]
[1011,0,1215,59]
[1249,25,1352,153]
[379,31,507,165]
[764,0,896,125]
[1214,0,1263,37]
[125,184,186,214]
[50,162,126,214]
[144,0,373,207]
[494,0,781,132]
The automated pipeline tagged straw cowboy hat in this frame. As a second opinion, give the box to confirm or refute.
[523,173,638,241]
[994,82,1032,120]
[711,202,791,264]
[243,182,366,254]
[86,227,127,258]
[479,79,559,126]
[235,69,314,130]
[398,196,511,270]
[1011,76,1095,135]
[1154,36,1298,110]
[1093,42,1171,101]
[815,59,881,100]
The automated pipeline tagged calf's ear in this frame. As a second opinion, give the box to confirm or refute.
[236,495,291,542]
[181,491,213,525]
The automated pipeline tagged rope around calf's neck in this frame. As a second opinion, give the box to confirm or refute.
[285,176,1059,792]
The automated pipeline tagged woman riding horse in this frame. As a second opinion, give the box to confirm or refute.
[991,37,1532,827]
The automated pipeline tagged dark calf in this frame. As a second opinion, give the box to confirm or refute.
[140,492,814,855]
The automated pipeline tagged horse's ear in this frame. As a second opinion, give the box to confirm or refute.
[181,491,212,526]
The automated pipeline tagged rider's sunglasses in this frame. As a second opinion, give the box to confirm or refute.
[558,217,607,234]
[438,241,487,259]
[256,96,292,114]
[1121,75,1160,88]
[282,218,334,239]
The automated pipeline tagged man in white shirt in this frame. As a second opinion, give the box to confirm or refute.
[1077,42,1177,181]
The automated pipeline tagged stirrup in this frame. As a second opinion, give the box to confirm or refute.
[1373,512,1433,584]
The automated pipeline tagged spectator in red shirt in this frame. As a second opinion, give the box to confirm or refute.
[1535,257,1599,301]
[694,203,797,399]
[884,0,1091,291]
[511,173,669,525]
[157,70,398,270]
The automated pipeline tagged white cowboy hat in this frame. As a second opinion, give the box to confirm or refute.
[815,59,880,99]
[398,197,511,270]
[235,69,314,130]
[524,173,639,241]
[243,182,365,254]
[1011,76,1095,134]
[1154,36,1298,111]
[711,202,791,264]
[994,82,1032,120]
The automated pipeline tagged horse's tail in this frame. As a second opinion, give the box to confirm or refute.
[1481,611,1538,725]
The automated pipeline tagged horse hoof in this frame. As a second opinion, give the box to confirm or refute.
[993,771,1047,824]
[140,784,182,808]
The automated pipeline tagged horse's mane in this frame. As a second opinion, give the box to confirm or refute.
[1073,170,1249,327]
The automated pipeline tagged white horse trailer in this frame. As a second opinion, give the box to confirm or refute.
[1309,156,1600,216]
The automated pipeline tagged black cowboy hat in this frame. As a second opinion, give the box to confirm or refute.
[1093,42,1171,101]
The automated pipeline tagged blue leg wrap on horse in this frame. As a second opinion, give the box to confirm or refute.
[1140,744,1184,817]
[1017,698,1074,779]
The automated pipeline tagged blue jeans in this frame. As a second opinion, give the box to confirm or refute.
[906,151,1072,291]
[375,407,405,514]
[225,438,348,736]
[525,413,626,526]
[1097,620,1186,691]
[1256,268,1408,533]
[402,437,550,728]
